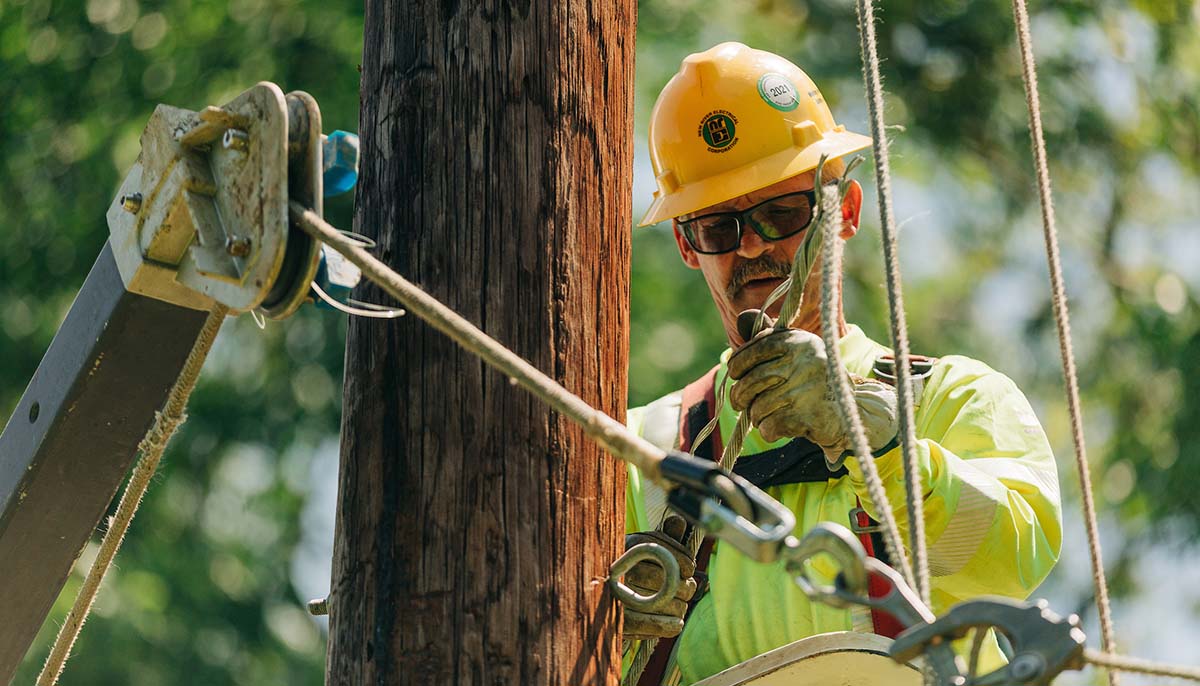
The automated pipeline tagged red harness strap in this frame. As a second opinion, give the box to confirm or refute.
[853,503,905,639]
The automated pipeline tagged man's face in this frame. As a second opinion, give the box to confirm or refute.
[672,170,862,346]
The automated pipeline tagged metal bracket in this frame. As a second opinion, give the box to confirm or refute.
[0,82,332,683]
[105,82,322,319]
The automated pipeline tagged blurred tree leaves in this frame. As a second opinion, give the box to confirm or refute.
[1,0,1199,682]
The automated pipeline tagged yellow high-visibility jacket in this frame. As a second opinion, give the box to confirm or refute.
[625,325,1062,684]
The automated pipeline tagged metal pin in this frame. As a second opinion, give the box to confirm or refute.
[120,193,143,213]
[222,128,249,151]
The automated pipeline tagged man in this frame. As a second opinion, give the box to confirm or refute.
[623,42,1063,685]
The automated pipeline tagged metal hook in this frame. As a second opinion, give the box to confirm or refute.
[659,451,796,565]
[607,542,681,612]
[784,522,870,607]
[311,281,405,319]
[336,229,376,250]
[785,523,964,684]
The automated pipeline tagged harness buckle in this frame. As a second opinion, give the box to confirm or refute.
[848,506,884,535]
[872,354,937,406]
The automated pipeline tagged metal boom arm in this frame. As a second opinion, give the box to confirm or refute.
[0,243,209,684]
[0,81,333,684]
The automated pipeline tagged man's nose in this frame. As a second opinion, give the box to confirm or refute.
[735,224,773,259]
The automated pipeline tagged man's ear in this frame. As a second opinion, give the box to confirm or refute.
[673,222,702,269]
[840,179,863,240]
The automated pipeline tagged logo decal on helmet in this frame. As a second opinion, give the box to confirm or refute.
[757,73,800,112]
[698,110,739,153]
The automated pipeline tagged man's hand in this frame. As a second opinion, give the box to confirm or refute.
[622,515,698,640]
[727,327,898,460]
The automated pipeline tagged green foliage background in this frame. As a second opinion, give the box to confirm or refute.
[1,0,1198,682]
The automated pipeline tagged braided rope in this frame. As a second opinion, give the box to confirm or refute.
[1009,1,1119,682]
[36,306,227,686]
[854,0,930,606]
[1084,650,1200,682]
[815,177,914,591]
[622,640,654,686]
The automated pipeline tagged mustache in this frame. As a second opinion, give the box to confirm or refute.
[725,256,792,300]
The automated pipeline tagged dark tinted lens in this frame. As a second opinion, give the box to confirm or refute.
[682,214,740,254]
[749,193,814,240]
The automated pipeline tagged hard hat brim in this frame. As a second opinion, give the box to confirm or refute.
[637,129,874,227]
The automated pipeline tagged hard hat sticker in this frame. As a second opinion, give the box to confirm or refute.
[698,110,739,153]
[757,73,801,112]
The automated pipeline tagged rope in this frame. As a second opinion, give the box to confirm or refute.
[623,639,654,686]
[814,175,914,592]
[706,160,841,506]
[1084,651,1200,682]
[36,305,228,686]
[854,0,930,607]
[1009,1,1119,682]
[289,202,672,485]
[292,201,727,686]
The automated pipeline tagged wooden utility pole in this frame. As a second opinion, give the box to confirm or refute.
[327,3,635,685]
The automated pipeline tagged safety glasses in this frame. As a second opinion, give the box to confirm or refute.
[676,190,818,255]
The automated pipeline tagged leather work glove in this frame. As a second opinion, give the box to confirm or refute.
[727,327,899,463]
[621,515,699,640]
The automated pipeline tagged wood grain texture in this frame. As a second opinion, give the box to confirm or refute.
[327,2,635,684]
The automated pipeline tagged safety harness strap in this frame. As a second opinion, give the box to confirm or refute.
[637,367,722,686]
[853,503,905,639]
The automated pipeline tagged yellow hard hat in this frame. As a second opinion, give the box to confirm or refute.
[639,42,872,227]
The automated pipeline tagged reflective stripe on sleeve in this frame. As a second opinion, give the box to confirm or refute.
[927,464,1002,577]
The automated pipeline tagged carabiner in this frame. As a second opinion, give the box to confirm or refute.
[784,522,870,607]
